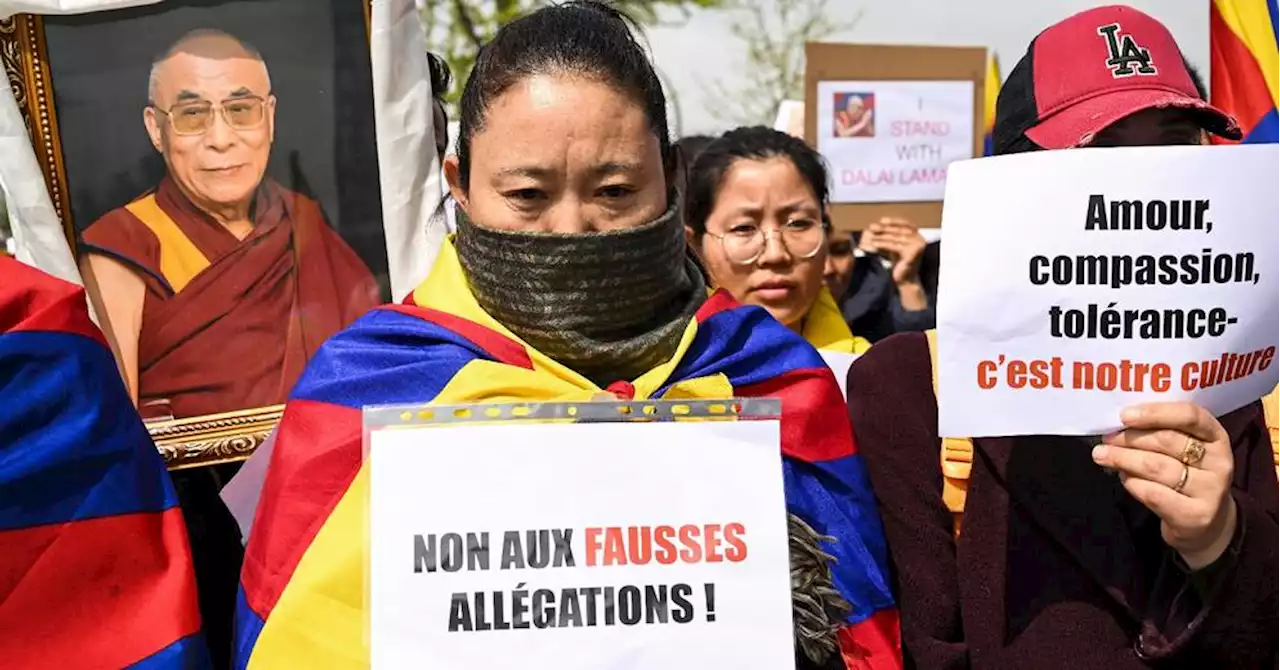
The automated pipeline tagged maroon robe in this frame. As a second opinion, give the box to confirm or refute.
[846,332,1277,669]
[80,177,380,420]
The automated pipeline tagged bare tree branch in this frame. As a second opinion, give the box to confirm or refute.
[705,0,862,127]
[450,0,485,49]
[423,0,727,118]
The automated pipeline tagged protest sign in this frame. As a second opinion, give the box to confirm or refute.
[803,42,986,232]
[773,99,804,139]
[368,416,793,669]
[936,144,1280,437]
[817,80,975,204]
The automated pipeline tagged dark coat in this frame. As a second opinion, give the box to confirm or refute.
[847,332,1277,669]
[172,466,244,670]
[839,243,940,343]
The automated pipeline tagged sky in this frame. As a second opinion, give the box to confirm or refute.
[645,0,1209,136]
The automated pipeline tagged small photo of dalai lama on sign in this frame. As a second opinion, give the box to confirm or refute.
[833,92,876,138]
[48,1,386,422]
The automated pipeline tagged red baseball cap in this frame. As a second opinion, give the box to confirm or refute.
[992,5,1241,153]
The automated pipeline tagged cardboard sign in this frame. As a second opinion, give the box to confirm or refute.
[368,420,793,669]
[936,144,1280,437]
[804,43,986,232]
[817,80,975,204]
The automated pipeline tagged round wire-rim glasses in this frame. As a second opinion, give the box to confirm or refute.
[706,218,829,265]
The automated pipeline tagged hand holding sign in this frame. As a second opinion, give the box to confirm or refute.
[1092,401,1237,569]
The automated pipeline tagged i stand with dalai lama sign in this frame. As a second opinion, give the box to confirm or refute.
[364,399,794,669]
[803,42,987,232]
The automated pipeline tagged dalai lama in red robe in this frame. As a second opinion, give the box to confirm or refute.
[79,28,379,422]
[76,28,380,667]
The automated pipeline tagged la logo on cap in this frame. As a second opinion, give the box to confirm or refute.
[1097,23,1157,78]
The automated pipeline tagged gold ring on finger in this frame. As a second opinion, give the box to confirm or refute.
[1180,437,1206,466]
[1171,464,1190,494]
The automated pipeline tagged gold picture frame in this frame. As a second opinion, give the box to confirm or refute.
[150,404,285,471]
[2,5,372,470]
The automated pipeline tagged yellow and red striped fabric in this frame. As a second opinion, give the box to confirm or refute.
[233,241,903,668]
[982,52,1002,155]
[1210,0,1279,143]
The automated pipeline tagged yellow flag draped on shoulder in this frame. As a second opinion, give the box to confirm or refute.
[803,286,871,355]
[234,241,903,668]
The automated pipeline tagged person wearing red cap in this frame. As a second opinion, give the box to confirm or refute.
[845,6,1274,669]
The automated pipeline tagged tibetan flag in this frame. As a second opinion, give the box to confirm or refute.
[1210,0,1279,143]
[983,52,1002,155]
[236,241,901,669]
[0,256,207,668]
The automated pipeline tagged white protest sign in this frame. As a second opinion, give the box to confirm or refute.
[937,144,1280,438]
[369,420,794,669]
[816,80,974,204]
[773,99,804,139]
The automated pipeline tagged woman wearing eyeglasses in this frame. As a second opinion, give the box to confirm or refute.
[686,127,871,392]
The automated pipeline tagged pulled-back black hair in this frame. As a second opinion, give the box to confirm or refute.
[673,134,718,205]
[675,134,717,165]
[454,1,672,192]
[684,126,829,236]
[427,51,452,104]
[1183,57,1208,101]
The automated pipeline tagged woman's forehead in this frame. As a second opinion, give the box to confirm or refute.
[469,75,659,173]
[717,159,817,202]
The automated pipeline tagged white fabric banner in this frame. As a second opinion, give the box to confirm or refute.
[368,420,794,669]
[0,0,156,13]
[816,80,974,204]
[371,0,448,300]
[221,426,276,542]
[0,0,164,285]
[936,144,1280,438]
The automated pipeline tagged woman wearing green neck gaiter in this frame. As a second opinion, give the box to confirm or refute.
[234,3,901,668]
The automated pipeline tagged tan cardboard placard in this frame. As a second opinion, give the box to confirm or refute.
[805,42,986,231]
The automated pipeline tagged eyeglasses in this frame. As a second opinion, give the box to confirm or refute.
[153,95,269,136]
[707,219,828,265]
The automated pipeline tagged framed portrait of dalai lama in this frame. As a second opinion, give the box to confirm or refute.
[1,0,386,469]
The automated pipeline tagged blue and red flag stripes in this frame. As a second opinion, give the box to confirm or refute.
[237,252,900,668]
[687,293,900,662]
[236,308,501,664]
[0,256,207,669]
